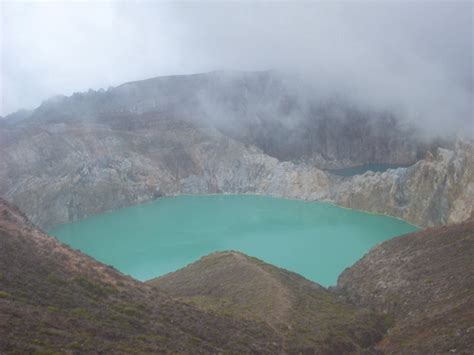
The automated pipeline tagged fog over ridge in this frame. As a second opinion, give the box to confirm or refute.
[1,1,472,137]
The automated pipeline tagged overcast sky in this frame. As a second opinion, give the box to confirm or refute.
[1,0,472,134]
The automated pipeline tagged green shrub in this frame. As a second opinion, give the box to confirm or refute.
[68,342,82,350]
[47,273,66,286]
[73,277,112,297]
[383,313,395,329]
[71,308,94,320]
[33,350,61,355]
[47,306,61,313]
[117,305,141,317]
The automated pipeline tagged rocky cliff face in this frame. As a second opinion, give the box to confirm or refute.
[1,71,472,228]
[7,70,428,168]
[0,113,330,229]
[332,140,474,227]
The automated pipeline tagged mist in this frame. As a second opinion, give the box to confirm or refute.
[1,1,472,137]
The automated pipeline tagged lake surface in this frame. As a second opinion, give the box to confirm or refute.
[49,195,417,287]
[328,163,411,177]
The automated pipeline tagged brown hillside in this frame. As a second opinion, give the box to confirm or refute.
[0,198,281,353]
[337,219,474,353]
[1,196,473,353]
[149,251,386,353]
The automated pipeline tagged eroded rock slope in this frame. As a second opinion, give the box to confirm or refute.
[7,70,426,167]
[332,140,474,226]
[0,114,330,228]
[1,71,472,228]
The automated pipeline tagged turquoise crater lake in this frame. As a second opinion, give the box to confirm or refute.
[49,195,417,287]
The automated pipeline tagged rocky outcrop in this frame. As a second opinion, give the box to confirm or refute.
[2,111,472,229]
[332,140,474,226]
[0,114,330,229]
[336,218,474,353]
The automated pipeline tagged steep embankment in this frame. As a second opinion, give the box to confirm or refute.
[1,111,472,229]
[1,71,472,228]
[337,218,474,353]
[149,252,385,353]
[0,114,330,229]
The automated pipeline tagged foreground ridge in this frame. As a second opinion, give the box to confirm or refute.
[0,198,281,353]
[0,198,473,353]
[149,251,385,352]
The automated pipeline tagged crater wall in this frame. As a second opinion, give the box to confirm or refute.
[1,71,472,228]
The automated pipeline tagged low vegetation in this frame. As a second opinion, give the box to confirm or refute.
[1,198,472,353]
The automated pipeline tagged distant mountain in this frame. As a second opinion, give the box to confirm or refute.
[4,70,435,167]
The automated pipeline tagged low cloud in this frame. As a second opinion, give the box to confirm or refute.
[1,1,472,137]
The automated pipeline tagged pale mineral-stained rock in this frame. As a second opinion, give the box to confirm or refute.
[0,116,332,229]
[0,71,472,229]
[1,109,473,229]
[332,140,474,227]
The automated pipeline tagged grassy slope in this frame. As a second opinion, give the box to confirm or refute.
[337,219,474,353]
[0,199,281,353]
[2,195,472,353]
[149,251,386,353]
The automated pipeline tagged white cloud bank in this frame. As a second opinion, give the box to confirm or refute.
[1,1,472,135]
